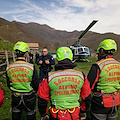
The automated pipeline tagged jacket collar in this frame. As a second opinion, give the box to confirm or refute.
[16,59,26,62]
[55,59,77,71]
[98,55,113,61]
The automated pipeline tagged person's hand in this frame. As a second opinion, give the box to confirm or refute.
[41,114,49,120]
[45,60,49,64]
[80,113,86,120]
[39,60,43,64]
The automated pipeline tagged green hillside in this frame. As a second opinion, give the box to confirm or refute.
[0,38,13,51]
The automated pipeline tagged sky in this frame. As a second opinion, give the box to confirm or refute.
[0,0,120,34]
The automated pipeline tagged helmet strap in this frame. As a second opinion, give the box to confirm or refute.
[98,49,114,60]
[98,53,108,60]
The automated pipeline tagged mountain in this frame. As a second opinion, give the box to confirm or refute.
[0,17,120,59]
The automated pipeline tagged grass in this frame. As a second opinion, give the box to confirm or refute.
[0,40,13,51]
[74,57,97,76]
[0,57,120,120]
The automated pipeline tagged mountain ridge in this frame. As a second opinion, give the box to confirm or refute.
[0,17,120,59]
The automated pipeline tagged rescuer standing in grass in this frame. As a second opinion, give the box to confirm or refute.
[87,39,120,120]
[37,48,55,82]
[6,42,39,120]
[37,47,91,120]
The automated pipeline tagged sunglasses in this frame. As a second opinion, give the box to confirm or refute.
[42,51,47,52]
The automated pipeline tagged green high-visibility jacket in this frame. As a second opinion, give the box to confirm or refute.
[48,69,85,109]
[6,60,34,92]
[96,58,120,93]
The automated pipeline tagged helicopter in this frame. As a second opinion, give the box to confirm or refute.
[69,20,98,61]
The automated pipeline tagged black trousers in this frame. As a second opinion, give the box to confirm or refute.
[91,94,118,120]
[39,69,49,82]
[91,111,117,120]
[12,92,36,120]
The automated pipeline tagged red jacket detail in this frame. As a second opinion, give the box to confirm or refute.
[91,69,100,90]
[0,87,4,108]
[80,77,91,111]
[37,79,50,102]
[80,77,91,100]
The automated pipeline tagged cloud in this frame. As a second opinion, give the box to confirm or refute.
[0,0,120,34]
[0,9,30,15]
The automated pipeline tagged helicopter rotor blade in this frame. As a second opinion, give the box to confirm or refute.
[73,20,98,46]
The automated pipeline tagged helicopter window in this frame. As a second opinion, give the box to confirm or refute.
[78,48,83,53]
[84,48,89,53]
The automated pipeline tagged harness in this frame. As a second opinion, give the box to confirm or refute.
[12,91,36,114]
[50,106,80,120]
[93,91,119,116]
[13,90,35,96]
[93,91,119,96]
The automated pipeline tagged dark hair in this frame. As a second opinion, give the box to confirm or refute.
[43,47,48,50]
[15,50,26,57]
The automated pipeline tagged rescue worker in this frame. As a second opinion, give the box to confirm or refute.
[38,48,55,82]
[37,47,91,120]
[29,51,34,64]
[87,39,120,120]
[6,42,39,120]
[0,86,4,108]
[35,52,39,64]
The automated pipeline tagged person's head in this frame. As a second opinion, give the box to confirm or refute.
[13,41,30,58]
[42,48,48,56]
[56,47,73,62]
[97,39,117,59]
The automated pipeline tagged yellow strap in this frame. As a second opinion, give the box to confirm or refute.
[51,106,80,114]
[68,106,80,113]
[52,108,59,113]
[15,92,20,95]
[68,108,75,113]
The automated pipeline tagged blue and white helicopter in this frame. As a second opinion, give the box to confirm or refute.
[69,20,98,61]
